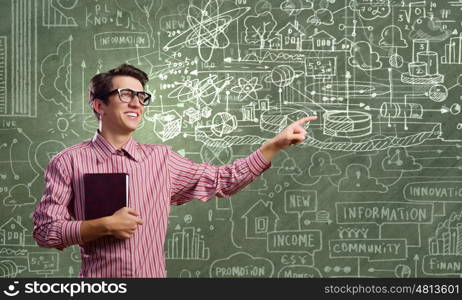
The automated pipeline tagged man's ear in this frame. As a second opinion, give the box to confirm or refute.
[92,98,106,117]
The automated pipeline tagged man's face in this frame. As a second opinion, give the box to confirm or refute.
[96,75,145,134]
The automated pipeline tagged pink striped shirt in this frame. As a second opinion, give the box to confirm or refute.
[32,131,271,277]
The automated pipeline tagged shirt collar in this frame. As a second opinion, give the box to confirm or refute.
[91,131,141,164]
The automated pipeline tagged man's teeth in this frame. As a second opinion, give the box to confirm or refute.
[126,113,137,117]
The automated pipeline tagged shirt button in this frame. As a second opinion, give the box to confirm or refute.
[116,150,124,156]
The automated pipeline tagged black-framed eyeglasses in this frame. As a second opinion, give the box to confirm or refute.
[105,88,151,106]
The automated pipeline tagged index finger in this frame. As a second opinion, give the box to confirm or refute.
[296,115,318,126]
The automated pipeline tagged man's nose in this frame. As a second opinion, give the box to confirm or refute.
[128,96,142,107]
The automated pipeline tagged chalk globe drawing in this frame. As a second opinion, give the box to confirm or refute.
[428,84,448,102]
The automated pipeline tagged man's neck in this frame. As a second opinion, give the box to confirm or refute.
[99,125,132,149]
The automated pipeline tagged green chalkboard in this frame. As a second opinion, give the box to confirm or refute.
[0,0,462,278]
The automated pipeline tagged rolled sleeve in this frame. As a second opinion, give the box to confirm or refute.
[32,155,82,250]
[61,220,83,248]
[245,148,272,176]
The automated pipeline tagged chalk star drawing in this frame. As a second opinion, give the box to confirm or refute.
[163,0,250,62]
[230,77,263,101]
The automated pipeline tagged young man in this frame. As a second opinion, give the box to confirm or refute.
[32,64,317,277]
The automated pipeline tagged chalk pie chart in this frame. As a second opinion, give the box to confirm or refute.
[260,108,313,133]
[323,111,372,138]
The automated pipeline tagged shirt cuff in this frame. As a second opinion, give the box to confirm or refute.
[60,220,83,249]
[246,148,272,176]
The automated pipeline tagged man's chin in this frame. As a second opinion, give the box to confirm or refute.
[122,124,138,133]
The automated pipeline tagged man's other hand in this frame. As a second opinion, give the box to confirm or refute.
[105,207,144,240]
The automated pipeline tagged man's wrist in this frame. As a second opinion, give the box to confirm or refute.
[81,217,113,243]
[100,216,113,236]
[260,139,280,162]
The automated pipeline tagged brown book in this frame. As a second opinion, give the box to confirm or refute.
[83,173,128,220]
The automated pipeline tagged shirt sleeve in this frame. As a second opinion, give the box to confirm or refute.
[32,154,82,251]
[168,148,271,205]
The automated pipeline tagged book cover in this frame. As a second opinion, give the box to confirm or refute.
[83,173,128,220]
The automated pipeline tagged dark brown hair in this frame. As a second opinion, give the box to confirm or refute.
[88,63,149,119]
